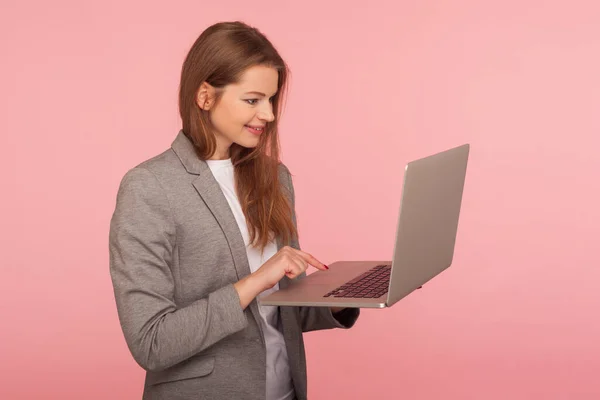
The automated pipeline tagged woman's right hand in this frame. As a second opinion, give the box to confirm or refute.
[254,246,329,291]
[233,246,328,309]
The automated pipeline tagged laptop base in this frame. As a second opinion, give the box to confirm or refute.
[258,261,391,308]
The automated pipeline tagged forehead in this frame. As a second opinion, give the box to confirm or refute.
[234,65,279,95]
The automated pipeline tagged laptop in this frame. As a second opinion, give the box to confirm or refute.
[259,143,470,309]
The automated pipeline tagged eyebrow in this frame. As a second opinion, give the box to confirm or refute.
[244,91,276,97]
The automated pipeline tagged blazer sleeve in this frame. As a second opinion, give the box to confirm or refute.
[282,165,360,332]
[109,167,248,372]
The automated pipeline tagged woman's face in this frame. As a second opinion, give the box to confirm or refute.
[201,65,278,159]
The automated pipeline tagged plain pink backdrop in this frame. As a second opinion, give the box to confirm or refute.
[2,0,600,399]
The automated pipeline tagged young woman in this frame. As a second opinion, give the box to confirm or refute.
[109,21,359,400]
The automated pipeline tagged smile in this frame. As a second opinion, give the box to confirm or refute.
[245,125,264,135]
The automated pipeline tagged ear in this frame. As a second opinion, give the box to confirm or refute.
[196,82,216,110]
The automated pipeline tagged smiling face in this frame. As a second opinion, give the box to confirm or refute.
[197,64,279,160]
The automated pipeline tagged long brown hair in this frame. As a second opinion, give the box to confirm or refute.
[178,21,297,251]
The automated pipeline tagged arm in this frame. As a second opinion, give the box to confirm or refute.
[109,167,248,372]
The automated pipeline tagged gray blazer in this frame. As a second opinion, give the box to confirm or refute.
[109,131,359,400]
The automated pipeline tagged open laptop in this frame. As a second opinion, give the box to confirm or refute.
[259,143,470,309]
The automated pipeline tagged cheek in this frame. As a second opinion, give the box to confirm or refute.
[209,106,232,133]
[230,101,256,123]
[212,103,251,131]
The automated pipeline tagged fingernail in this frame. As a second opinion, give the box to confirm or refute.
[324,265,329,270]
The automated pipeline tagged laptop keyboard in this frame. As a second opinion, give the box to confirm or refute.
[324,264,391,298]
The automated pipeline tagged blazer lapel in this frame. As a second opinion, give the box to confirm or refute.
[172,130,253,281]
[191,173,252,280]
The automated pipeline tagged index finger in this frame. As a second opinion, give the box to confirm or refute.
[292,248,329,271]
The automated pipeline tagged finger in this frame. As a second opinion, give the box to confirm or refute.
[285,260,305,279]
[289,254,308,277]
[292,248,328,271]
[281,252,305,277]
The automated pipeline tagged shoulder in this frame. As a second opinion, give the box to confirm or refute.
[277,161,291,175]
[118,148,185,191]
[114,148,187,211]
[277,161,293,181]
[277,161,295,191]
[135,148,183,180]
[276,161,297,206]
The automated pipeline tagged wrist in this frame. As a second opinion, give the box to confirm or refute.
[245,273,265,296]
[233,273,264,309]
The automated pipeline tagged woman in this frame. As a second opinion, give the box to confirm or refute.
[109,21,360,400]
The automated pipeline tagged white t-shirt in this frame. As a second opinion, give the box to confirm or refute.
[206,158,294,400]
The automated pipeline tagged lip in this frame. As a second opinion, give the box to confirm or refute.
[245,125,265,135]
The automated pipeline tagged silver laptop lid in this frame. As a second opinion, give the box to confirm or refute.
[386,144,470,306]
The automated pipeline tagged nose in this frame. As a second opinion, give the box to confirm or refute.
[257,102,275,122]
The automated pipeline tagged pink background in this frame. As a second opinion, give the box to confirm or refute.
[2,0,600,399]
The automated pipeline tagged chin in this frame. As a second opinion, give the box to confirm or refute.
[237,137,261,149]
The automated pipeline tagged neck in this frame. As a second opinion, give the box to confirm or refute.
[208,153,230,160]
[209,146,231,160]
[209,138,231,160]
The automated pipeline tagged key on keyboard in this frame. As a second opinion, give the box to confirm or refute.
[323,264,391,299]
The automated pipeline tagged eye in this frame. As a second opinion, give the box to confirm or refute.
[245,99,258,105]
